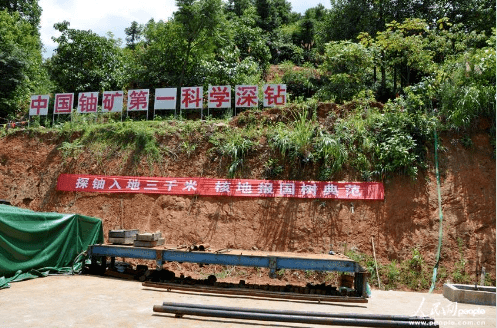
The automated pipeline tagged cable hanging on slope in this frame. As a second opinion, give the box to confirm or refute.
[429,109,444,293]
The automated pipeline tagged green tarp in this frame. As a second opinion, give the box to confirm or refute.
[0,204,103,288]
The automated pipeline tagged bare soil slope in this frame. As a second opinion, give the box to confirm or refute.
[0,115,494,290]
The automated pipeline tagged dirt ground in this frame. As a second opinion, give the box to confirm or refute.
[0,274,494,328]
[0,114,495,290]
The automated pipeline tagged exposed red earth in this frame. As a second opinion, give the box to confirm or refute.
[0,109,494,290]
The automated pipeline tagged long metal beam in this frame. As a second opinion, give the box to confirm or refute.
[143,282,368,303]
[153,305,439,327]
[88,245,362,273]
[161,301,435,322]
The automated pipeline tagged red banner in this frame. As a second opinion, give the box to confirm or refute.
[57,174,384,200]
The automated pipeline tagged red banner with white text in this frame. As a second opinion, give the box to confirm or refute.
[57,174,384,200]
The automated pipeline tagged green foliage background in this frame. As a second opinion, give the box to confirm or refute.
[0,0,495,181]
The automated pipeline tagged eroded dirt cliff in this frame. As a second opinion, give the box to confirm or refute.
[0,120,494,290]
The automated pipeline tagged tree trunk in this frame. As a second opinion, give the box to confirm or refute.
[393,65,397,97]
[177,41,193,111]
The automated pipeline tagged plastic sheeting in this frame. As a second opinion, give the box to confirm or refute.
[0,205,103,288]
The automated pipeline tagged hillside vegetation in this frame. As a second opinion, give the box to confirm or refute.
[0,104,495,291]
[0,0,495,291]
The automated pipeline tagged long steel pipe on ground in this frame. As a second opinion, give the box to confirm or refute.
[143,281,368,303]
[161,301,435,323]
[153,305,439,327]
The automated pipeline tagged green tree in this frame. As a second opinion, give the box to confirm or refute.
[320,0,494,46]
[174,0,226,88]
[0,0,41,27]
[137,19,184,87]
[255,0,278,32]
[0,9,47,119]
[229,10,272,72]
[48,21,128,93]
[225,0,253,17]
[436,29,496,128]
[434,0,495,34]
[124,21,143,50]
[373,19,434,95]
[272,0,292,25]
[318,41,374,102]
[319,0,378,43]
[138,14,263,90]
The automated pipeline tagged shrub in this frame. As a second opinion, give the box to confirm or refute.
[317,41,374,103]
[280,62,321,99]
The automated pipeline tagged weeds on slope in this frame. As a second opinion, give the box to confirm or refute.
[5,95,438,181]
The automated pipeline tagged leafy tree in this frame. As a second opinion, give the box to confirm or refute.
[254,0,293,33]
[290,5,328,63]
[272,0,292,25]
[0,9,46,119]
[317,41,374,102]
[174,0,226,88]
[48,21,128,93]
[304,3,327,20]
[436,29,496,129]
[138,14,263,91]
[373,19,434,95]
[225,0,253,17]
[433,0,495,34]
[0,0,41,27]
[229,10,272,73]
[320,0,495,45]
[199,45,261,87]
[255,0,279,32]
[137,19,185,87]
[125,21,143,50]
[320,0,378,43]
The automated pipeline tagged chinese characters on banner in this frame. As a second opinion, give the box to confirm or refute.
[102,91,123,112]
[208,85,231,108]
[235,85,258,108]
[154,88,177,110]
[181,87,203,109]
[57,174,384,200]
[54,93,74,114]
[77,92,99,113]
[264,84,287,107]
[127,89,149,111]
[29,84,287,116]
[29,95,50,116]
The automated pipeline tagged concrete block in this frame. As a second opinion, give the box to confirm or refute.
[108,229,139,238]
[109,236,136,245]
[443,283,496,306]
[134,238,165,248]
[135,232,162,241]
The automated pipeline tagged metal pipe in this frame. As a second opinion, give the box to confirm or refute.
[161,301,435,322]
[153,305,439,327]
[143,281,368,303]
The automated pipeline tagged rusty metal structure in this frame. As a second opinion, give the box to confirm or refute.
[88,244,369,300]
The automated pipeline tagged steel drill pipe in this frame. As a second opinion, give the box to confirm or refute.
[143,281,368,303]
[153,305,439,327]
[161,301,435,323]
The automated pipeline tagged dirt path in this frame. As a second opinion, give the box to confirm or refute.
[1,275,494,328]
